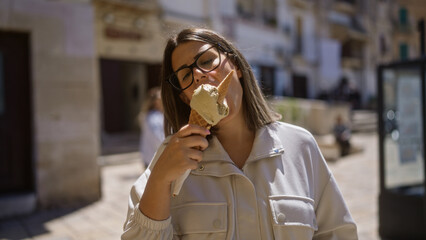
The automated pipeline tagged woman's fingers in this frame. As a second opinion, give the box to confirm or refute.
[186,148,204,162]
[174,124,209,150]
[151,124,209,184]
[177,124,210,138]
[184,135,209,151]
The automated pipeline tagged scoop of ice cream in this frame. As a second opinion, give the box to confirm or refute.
[190,84,229,126]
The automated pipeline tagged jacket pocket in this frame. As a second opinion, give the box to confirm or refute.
[171,202,227,239]
[269,195,318,240]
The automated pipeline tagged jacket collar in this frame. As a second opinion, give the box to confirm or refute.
[202,122,285,164]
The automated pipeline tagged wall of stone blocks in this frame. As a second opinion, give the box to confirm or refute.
[0,0,101,207]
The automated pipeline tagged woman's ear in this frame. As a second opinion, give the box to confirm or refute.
[232,58,242,78]
[179,92,190,105]
[237,68,242,79]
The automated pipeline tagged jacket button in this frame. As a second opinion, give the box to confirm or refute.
[213,219,222,229]
[198,164,205,171]
[277,213,286,223]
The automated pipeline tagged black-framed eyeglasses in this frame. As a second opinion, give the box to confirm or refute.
[167,45,223,91]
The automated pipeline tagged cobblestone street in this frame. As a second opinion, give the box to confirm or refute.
[0,132,379,240]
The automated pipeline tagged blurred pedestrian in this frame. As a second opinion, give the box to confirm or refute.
[333,114,351,156]
[333,77,361,109]
[139,87,164,167]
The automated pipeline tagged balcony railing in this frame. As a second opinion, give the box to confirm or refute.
[334,0,356,15]
[336,0,355,4]
[392,20,413,34]
[288,0,309,9]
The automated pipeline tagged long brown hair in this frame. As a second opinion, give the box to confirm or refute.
[161,28,280,136]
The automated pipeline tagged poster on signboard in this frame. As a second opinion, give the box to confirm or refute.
[397,75,422,164]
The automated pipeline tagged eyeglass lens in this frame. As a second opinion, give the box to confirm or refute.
[174,47,221,90]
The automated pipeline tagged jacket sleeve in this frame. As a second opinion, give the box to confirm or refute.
[121,182,175,239]
[307,134,358,240]
[121,139,177,240]
[313,173,358,240]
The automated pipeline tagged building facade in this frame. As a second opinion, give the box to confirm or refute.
[156,0,393,108]
[160,0,423,107]
[0,0,100,217]
[392,0,426,60]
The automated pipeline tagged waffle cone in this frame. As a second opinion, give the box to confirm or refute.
[188,109,211,129]
[217,70,233,103]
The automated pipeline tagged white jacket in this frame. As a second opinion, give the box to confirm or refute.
[122,122,358,240]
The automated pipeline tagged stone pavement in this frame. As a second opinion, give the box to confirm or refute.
[328,132,379,240]
[0,152,144,240]
[0,132,380,240]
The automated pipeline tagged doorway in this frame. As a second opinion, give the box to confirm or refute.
[292,74,308,98]
[260,66,275,97]
[0,31,34,195]
[99,59,161,155]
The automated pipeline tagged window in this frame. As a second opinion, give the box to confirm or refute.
[380,35,387,56]
[237,0,255,19]
[237,0,278,27]
[400,43,408,60]
[292,74,308,98]
[342,40,363,59]
[399,7,408,26]
[295,16,303,55]
[260,66,275,97]
[263,0,277,27]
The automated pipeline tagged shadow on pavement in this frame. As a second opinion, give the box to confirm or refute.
[0,203,91,239]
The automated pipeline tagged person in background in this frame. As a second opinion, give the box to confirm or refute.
[333,114,351,157]
[123,28,358,240]
[139,87,164,167]
[333,77,361,109]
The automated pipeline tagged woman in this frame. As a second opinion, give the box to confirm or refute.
[122,28,358,240]
[139,87,165,167]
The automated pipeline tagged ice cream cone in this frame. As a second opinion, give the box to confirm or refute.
[172,70,234,197]
[187,70,233,128]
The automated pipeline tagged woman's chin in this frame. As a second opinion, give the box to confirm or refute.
[214,114,232,129]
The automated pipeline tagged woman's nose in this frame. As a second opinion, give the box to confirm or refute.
[193,68,207,85]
